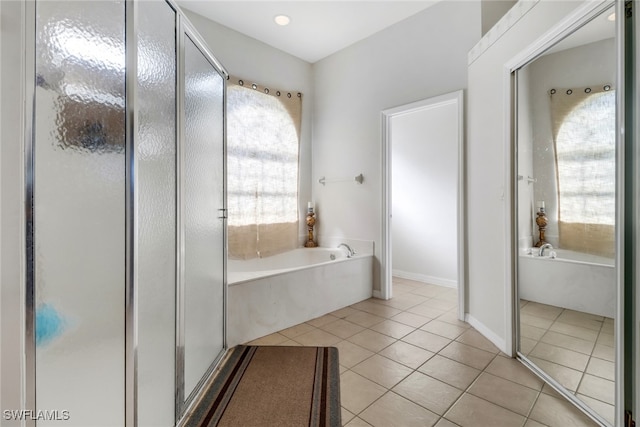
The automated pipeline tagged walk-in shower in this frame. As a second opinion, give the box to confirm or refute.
[3,1,227,425]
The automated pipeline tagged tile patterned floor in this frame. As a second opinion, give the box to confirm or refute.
[247,278,599,427]
[520,299,615,424]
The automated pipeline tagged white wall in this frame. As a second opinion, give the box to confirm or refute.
[312,1,481,292]
[391,102,458,287]
[183,10,314,241]
[466,1,585,351]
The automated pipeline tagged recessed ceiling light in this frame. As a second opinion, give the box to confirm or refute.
[274,15,290,26]
[607,12,615,21]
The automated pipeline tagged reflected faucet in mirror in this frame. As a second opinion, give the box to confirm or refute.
[538,243,553,257]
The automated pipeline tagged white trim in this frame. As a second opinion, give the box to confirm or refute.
[372,290,383,299]
[392,270,457,289]
[380,90,466,319]
[465,314,508,355]
[468,0,540,66]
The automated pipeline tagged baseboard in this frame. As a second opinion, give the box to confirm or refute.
[464,314,508,354]
[372,290,384,299]
[392,270,457,289]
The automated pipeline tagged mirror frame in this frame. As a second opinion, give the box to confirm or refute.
[506,1,624,426]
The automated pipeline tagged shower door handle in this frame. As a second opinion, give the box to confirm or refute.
[217,208,227,219]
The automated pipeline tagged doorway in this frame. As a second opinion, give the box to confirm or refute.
[381,91,465,320]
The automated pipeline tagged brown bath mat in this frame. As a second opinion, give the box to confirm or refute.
[184,345,341,427]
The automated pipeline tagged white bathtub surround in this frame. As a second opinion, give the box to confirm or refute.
[227,245,374,347]
[518,248,615,318]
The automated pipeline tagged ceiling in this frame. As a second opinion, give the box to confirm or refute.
[176,1,440,63]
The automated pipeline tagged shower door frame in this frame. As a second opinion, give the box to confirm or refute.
[174,12,229,421]
[20,1,229,425]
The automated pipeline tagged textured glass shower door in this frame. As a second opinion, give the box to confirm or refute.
[33,1,126,425]
[181,32,226,403]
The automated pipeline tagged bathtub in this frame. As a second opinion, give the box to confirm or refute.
[227,246,373,346]
[518,248,615,318]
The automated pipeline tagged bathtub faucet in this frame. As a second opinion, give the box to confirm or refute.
[338,243,356,258]
[538,243,554,257]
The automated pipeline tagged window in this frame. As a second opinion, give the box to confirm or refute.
[551,87,615,257]
[226,80,302,259]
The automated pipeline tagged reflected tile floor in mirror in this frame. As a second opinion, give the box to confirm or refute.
[245,278,598,426]
[520,299,614,425]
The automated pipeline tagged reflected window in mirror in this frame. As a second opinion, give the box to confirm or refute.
[550,86,616,258]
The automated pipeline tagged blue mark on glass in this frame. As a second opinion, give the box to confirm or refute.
[36,303,66,347]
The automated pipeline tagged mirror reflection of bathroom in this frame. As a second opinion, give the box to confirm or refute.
[516,5,616,425]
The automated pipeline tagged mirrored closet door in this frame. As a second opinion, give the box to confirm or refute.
[514,2,618,426]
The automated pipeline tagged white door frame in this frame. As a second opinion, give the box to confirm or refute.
[380,90,465,320]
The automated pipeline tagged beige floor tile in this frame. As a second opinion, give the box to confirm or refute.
[393,372,462,415]
[375,293,428,310]
[407,303,447,319]
[360,392,440,427]
[455,329,500,354]
[331,306,361,319]
[585,357,614,381]
[520,301,563,320]
[345,417,373,427]
[345,311,386,328]
[420,319,467,340]
[577,374,615,405]
[436,311,471,329]
[527,357,582,392]
[348,329,397,353]
[524,419,548,427]
[576,394,615,425]
[379,340,435,369]
[592,344,614,362]
[444,393,526,427]
[369,319,416,339]
[292,328,342,346]
[556,311,603,331]
[521,313,555,330]
[528,392,598,427]
[596,332,614,347]
[319,318,365,339]
[434,418,461,427]
[306,313,339,327]
[351,354,413,388]
[391,311,431,328]
[540,331,595,355]
[467,372,539,416]
[340,371,387,414]
[520,337,538,355]
[521,323,547,341]
[484,355,544,390]
[549,322,599,342]
[334,340,375,368]
[351,300,403,319]
[529,342,589,371]
[410,284,446,298]
[601,321,614,335]
[342,407,356,425]
[439,341,496,371]
[246,332,289,345]
[402,330,451,353]
[421,297,457,312]
[279,322,316,338]
[417,355,481,390]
